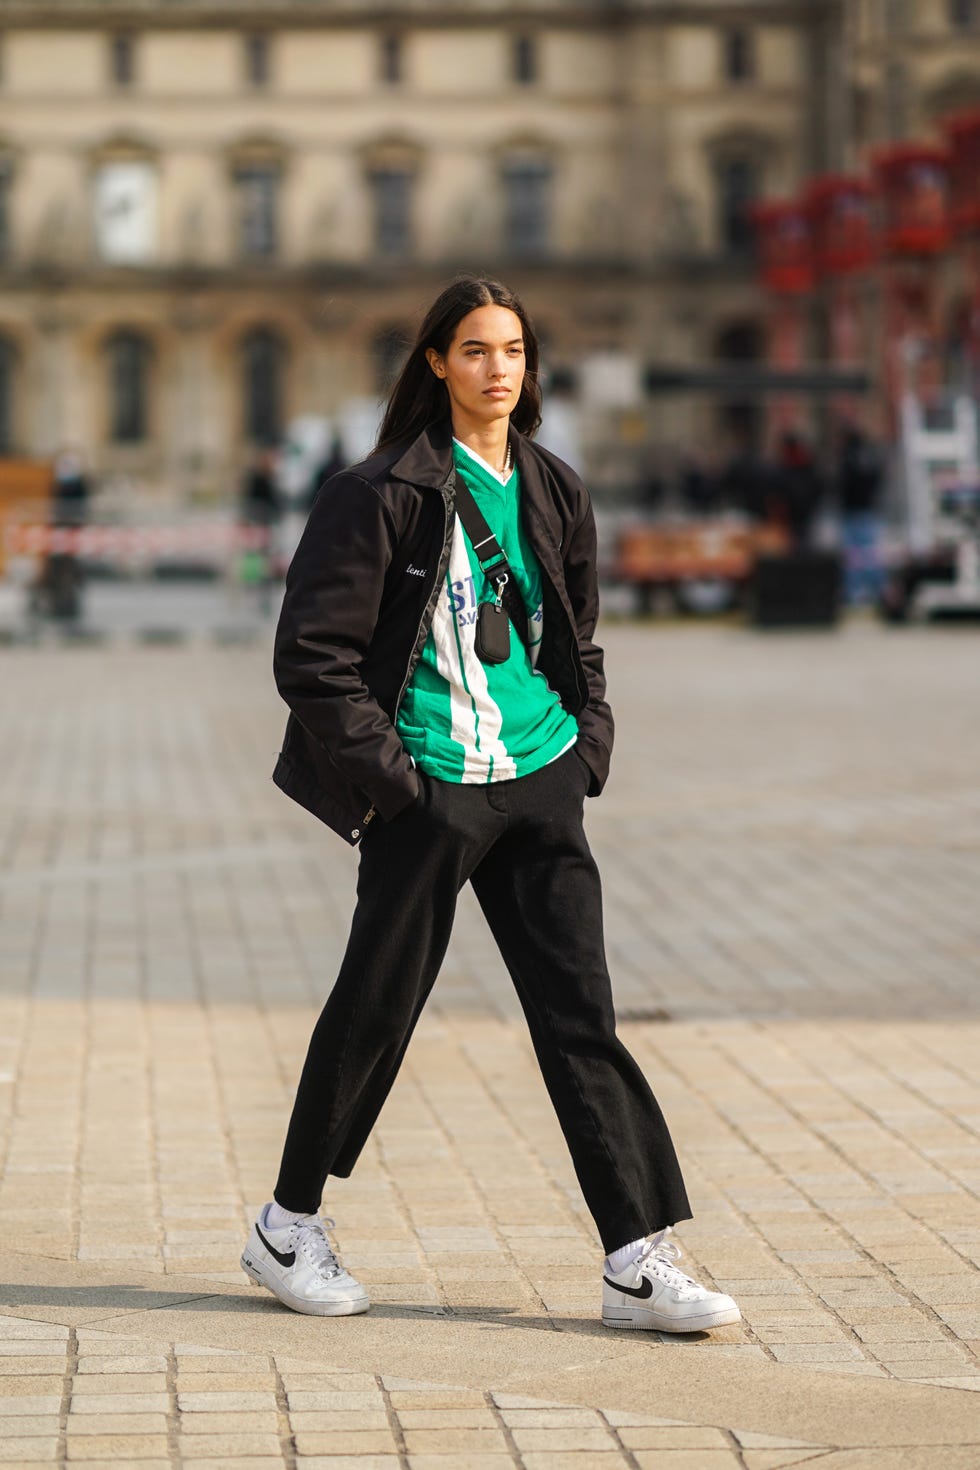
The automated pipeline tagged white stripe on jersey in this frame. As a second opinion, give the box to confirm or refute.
[429,520,517,782]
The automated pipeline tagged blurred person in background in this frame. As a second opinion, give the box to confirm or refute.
[679,451,720,517]
[721,432,770,523]
[240,274,741,1337]
[239,447,280,612]
[771,430,825,550]
[836,422,885,605]
[241,446,280,529]
[33,447,89,623]
[51,447,90,527]
[306,432,345,515]
[639,461,667,512]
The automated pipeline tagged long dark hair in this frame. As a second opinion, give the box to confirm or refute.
[375,275,541,451]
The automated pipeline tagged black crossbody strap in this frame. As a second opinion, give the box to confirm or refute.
[452,475,531,651]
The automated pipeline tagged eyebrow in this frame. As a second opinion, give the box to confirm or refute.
[458,337,524,348]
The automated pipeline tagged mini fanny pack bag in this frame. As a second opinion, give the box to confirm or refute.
[452,475,531,666]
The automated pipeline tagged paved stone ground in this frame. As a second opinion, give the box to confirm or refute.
[1,618,979,1467]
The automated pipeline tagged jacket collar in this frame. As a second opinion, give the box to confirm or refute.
[389,418,456,489]
[390,418,529,491]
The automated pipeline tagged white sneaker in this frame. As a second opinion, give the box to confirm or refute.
[602,1230,740,1333]
[241,1204,369,1317]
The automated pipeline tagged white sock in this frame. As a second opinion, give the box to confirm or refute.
[604,1229,667,1276]
[265,1201,309,1230]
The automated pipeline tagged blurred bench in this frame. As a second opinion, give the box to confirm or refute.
[0,457,53,577]
[610,520,791,614]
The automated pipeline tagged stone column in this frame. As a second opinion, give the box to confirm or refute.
[170,296,219,506]
[33,305,73,458]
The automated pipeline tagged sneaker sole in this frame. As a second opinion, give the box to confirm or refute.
[602,1305,741,1333]
[241,1253,370,1318]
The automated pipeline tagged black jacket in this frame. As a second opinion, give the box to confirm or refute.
[272,418,614,845]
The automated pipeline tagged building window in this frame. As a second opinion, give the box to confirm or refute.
[110,34,135,87]
[235,164,279,259]
[94,160,157,264]
[513,34,537,85]
[503,159,551,258]
[369,168,412,258]
[106,331,151,444]
[716,155,758,254]
[0,337,14,453]
[245,34,270,87]
[380,34,402,84]
[242,328,284,444]
[724,28,754,82]
[949,0,975,25]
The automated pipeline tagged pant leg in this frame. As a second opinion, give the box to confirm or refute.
[843,512,882,605]
[469,749,691,1253]
[274,778,502,1212]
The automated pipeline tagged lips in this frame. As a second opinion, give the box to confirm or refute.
[484,388,511,398]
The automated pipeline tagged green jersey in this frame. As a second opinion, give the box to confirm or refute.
[395,439,579,783]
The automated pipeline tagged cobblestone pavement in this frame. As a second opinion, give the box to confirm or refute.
[1,619,979,1467]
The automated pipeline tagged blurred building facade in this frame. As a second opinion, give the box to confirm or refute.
[0,0,977,503]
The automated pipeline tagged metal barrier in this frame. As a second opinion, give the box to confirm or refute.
[3,522,269,558]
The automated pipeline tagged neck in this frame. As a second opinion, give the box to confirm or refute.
[451,417,511,475]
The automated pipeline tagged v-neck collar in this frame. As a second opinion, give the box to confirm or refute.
[453,437,515,487]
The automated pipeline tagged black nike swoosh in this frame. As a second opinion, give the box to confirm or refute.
[256,1223,296,1268]
[603,1273,653,1300]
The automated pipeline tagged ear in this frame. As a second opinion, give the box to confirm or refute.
[425,346,446,379]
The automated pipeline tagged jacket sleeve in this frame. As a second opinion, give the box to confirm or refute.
[562,483,614,795]
[273,473,420,820]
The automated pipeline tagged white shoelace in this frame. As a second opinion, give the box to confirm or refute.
[293,1214,342,1280]
[635,1232,706,1301]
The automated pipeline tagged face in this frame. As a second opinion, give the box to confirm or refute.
[425,304,526,430]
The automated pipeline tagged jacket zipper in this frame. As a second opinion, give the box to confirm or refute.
[359,475,454,830]
[520,490,589,711]
[393,470,454,715]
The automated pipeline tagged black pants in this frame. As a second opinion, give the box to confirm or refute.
[275,747,691,1252]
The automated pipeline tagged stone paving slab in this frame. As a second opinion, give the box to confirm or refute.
[4,1314,979,1468]
[1,622,979,1465]
[3,1252,980,1444]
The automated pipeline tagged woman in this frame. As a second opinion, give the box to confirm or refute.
[241,276,740,1334]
